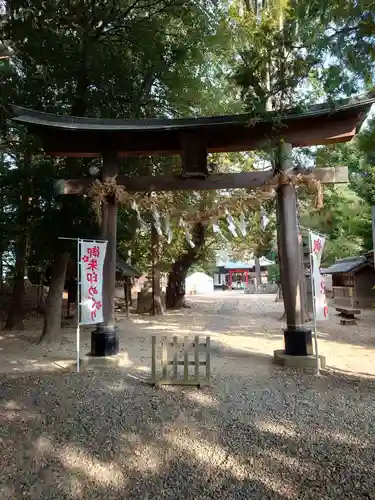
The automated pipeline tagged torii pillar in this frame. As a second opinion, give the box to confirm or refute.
[275,142,312,357]
[90,150,120,357]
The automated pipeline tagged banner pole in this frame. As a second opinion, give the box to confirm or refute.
[77,239,81,373]
[308,230,320,376]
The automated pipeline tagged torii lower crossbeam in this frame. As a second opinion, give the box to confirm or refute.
[60,158,347,358]
[55,166,348,195]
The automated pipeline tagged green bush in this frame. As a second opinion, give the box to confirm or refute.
[267,264,280,284]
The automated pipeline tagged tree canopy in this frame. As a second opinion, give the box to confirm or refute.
[1,0,375,330]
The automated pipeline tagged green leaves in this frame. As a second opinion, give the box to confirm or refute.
[1,0,246,278]
[3,0,375,281]
[230,0,375,115]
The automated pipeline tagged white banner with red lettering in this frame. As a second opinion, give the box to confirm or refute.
[309,231,329,321]
[79,240,107,325]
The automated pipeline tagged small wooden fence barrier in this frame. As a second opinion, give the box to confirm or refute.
[150,335,211,388]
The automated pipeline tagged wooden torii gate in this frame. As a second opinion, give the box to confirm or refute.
[11,93,375,358]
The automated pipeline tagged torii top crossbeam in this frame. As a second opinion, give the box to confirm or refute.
[11,93,375,158]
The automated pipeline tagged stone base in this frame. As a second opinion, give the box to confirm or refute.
[273,349,326,370]
[81,352,131,369]
[91,326,119,357]
[284,327,313,356]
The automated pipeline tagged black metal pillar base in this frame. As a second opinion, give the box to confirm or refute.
[284,327,313,356]
[91,325,119,357]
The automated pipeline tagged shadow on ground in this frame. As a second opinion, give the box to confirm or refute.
[1,353,375,500]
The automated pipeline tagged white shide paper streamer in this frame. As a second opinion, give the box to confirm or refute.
[225,210,238,237]
[164,212,173,244]
[212,223,227,241]
[179,218,195,248]
[151,204,163,236]
[239,212,248,237]
[260,207,270,231]
[131,201,148,233]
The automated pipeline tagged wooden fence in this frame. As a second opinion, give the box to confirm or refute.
[150,335,211,388]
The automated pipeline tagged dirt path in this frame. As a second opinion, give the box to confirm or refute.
[0,292,374,377]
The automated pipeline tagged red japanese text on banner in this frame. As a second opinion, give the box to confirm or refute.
[79,240,107,325]
[309,231,329,321]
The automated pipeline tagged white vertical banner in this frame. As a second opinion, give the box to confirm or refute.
[309,231,329,321]
[79,240,107,325]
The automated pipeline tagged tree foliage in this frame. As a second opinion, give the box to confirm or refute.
[1,0,375,329]
[231,0,375,113]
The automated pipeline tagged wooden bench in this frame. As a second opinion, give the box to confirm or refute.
[336,307,361,325]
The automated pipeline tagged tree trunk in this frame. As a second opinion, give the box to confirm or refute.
[38,251,70,343]
[0,253,3,291]
[166,223,206,310]
[276,284,283,302]
[150,225,163,315]
[124,276,131,317]
[37,263,48,311]
[129,279,133,306]
[4,233,27,330]
[4,151,31,330]
[0,152,4,290]
[255,255,261,290]
[166,265,186,310]
[38,59,88,342]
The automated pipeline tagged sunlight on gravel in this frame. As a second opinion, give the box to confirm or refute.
[1,293,375,499]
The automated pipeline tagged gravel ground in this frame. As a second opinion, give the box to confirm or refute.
[1,294,375,499]
[1,366,375,500]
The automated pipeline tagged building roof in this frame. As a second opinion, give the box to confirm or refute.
[9,93,375,157]
[116,258,141,278]
[322,256,368,274]
[217,257,274,269]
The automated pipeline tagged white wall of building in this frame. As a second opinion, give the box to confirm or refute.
[185,272,214,295]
